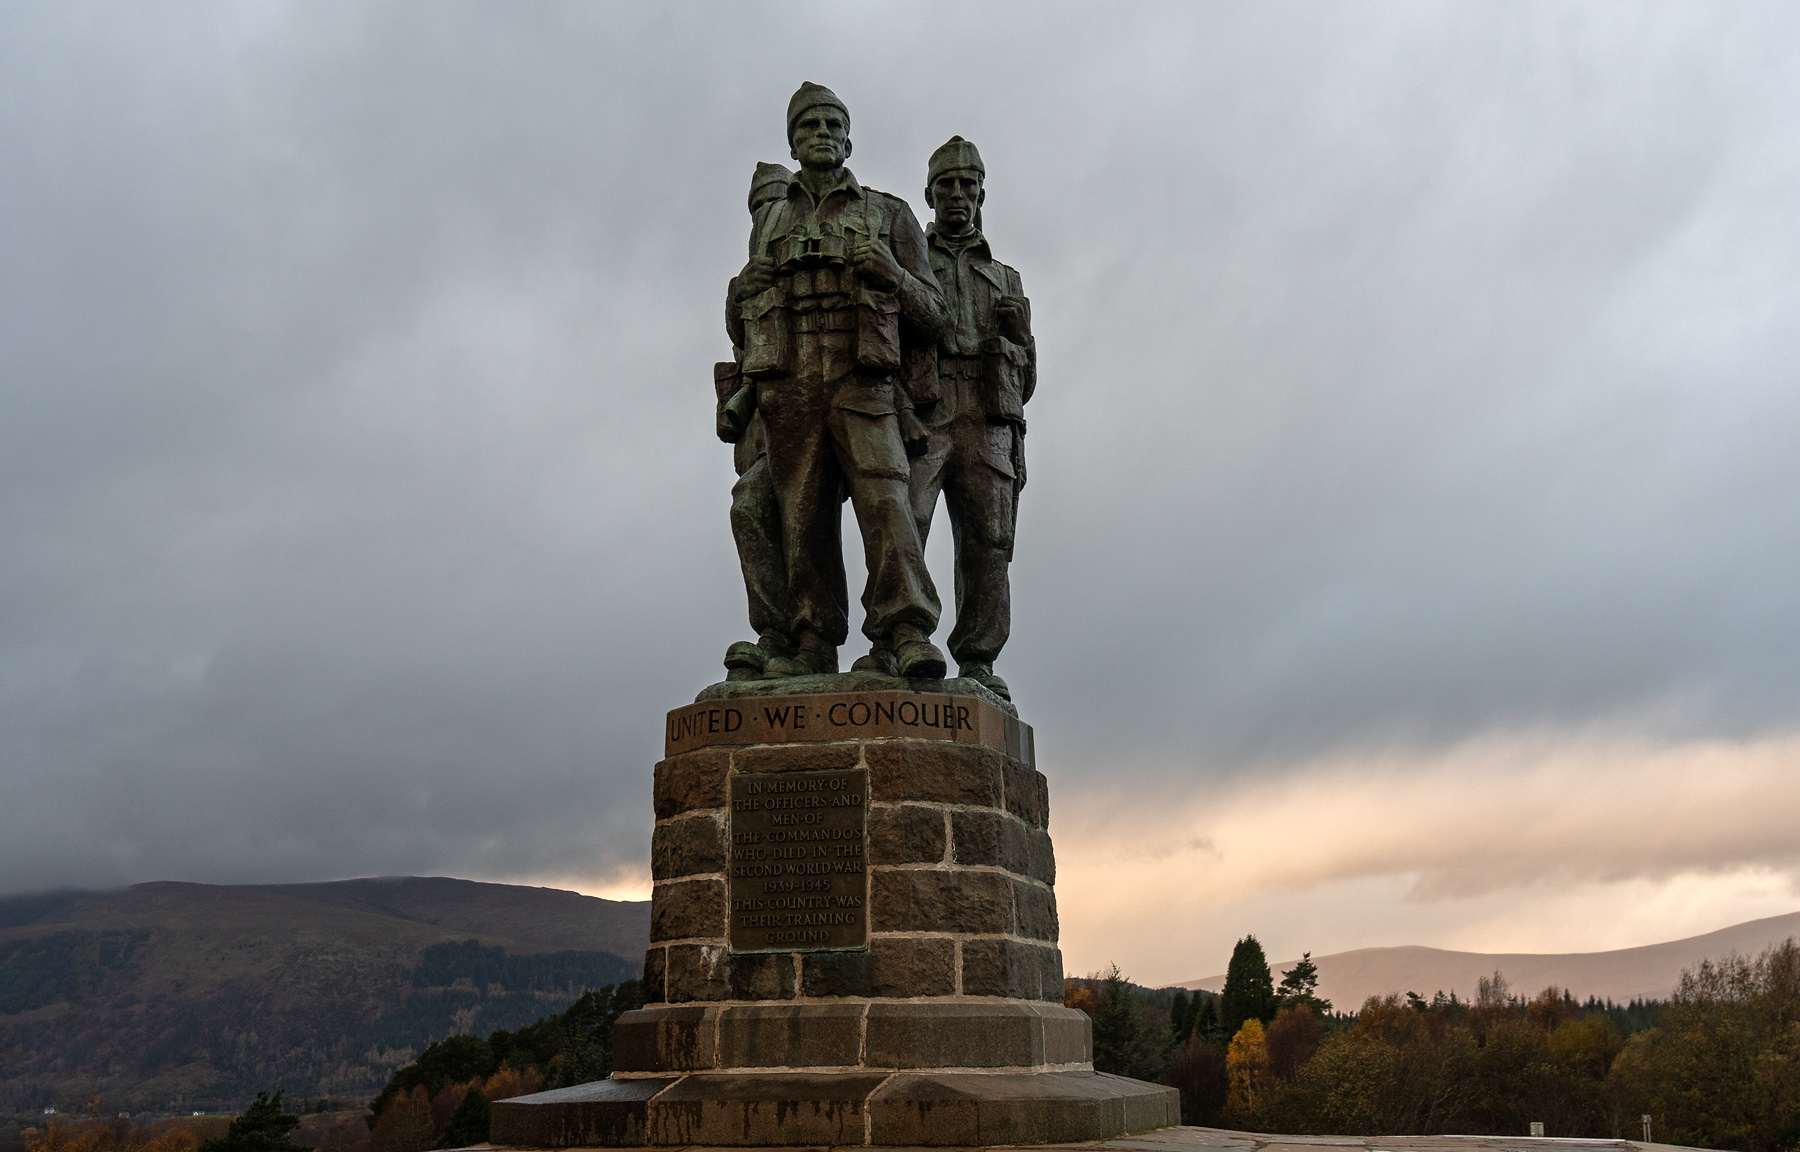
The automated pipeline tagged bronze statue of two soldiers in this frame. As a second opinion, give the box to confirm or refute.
[715,83,1034,702]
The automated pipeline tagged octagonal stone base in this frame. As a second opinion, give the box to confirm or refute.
[493,691,1179,1145]
[614,1000,1091,1073]
[488,1068,1179,1147]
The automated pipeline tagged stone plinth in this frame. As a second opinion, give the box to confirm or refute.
[471,1120,1765,1152]
[489,1069,1178,1147]
[490,681,1178,1147]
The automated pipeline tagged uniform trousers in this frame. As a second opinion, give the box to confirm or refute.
[727,419,796,645]
[757,325,940,647]
[909,365,1020,666]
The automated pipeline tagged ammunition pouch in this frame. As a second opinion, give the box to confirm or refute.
[980,337,1031,425]
[855,286,902,373]
[906,347,941,409]
[713,360,740,406]
[714,361,745,443]
[746,203,906,380]
[739,286,790,379]
[791,308,855,334]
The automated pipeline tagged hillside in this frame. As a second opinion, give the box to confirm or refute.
[1181,909,1800,1006]
[0,877,648,1116]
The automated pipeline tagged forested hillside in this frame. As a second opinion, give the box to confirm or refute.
[1081,936,1800,1152]
[0,879,647,1118]
[1182,910,1800,1006]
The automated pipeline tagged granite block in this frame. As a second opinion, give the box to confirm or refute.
[652,748,728,820]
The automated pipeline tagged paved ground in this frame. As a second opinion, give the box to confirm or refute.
[1058,1128,1712,1152]
[472,1122,1717,1152]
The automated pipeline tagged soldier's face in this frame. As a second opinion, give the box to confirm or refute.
[931,172,983,232]
[789,107,850,170]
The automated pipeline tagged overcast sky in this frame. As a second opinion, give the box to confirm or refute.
[4,1,1799,985]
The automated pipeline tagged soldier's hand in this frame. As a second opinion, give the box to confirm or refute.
[899,410,931,458]
[851,239,903,292]
[736,256,777,300]
[996,296,1031,344]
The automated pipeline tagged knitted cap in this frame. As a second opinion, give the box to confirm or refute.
[928,135,985,184]
[787,82,849,137]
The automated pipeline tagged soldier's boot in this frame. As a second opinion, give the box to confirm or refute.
[723,642,765,681]
[958,660,1011,702]
[723,631,794,681]
[764,628,838,678]
[892,624,947,680]
[851,645,899,676]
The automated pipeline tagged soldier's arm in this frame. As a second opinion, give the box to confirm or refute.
[725,276,746,348]
[735,202,777,305]
[1001,265,1035,346]
[1004,265,1036,404]
[885,199,949,342]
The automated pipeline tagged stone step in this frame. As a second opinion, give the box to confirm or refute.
[489,1069,1180,1147]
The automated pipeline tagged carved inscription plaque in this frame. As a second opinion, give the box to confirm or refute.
[666,691,1033,764]
[728,768,868,952]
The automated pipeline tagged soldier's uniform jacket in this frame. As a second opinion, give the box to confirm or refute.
[732,168,945,421]
[921,224,1035,483]
[921,225,1036,428]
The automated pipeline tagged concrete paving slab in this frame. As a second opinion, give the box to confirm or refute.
[471,1119,1724,1152]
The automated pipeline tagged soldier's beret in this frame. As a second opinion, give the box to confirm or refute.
[749,161,793,212]
[928,135,985,183]
[787,82,849,137]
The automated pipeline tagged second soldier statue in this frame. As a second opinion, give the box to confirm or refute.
[911,135,1033,701]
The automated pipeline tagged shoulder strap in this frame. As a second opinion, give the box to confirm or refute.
[753,194,803,254]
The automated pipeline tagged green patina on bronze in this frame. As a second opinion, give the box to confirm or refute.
[712,88,1033,703]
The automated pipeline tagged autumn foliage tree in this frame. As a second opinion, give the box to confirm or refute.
[1225,1018,1271,1120]
[364,979,642,1152]
[1210,946,1800,1143]
[26,1121,201,1152]
[1613,939,1800,1152]
[1265,1003,1325,1082]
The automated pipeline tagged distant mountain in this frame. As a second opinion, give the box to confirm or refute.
[1180,909,1800,1007]
[0,877,648,1116]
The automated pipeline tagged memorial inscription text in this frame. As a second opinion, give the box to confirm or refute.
[727,767,869,952]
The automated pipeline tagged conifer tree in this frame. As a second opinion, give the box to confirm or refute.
[1090,967,1143,1076]
[200,1091,309,1152]
[1277,952,1333,1014]
[1195,993,1219,1040]
[1170,989,1194,1044]
[435,1087,489,1149]
[1219,936,1276,1037]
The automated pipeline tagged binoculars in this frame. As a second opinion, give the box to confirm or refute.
[772,230,849,272]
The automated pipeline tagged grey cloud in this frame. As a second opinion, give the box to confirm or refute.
[1,1,1796,894]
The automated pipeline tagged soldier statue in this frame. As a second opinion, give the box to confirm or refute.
[909,137,1035,701]
[718,162,804,681]
[721,82,950,681]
